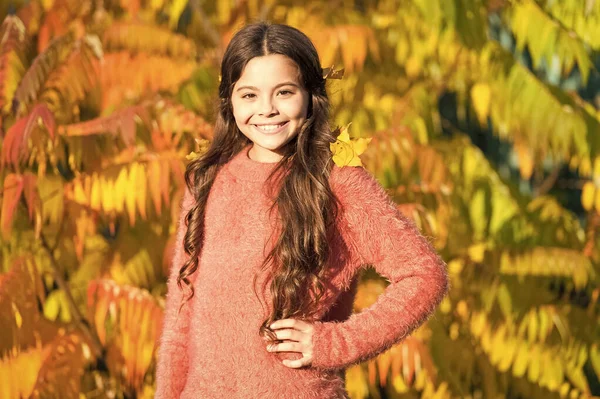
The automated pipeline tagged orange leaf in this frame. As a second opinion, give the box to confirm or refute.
[1,173,24,239]
[160,159,171,209]
[148,160,162,215]
[21,172,38,221]
[0,104,55,170]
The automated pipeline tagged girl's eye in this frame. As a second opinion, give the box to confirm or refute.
[241,90,293,99]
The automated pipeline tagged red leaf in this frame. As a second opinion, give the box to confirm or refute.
[22,172,38,220]
[1,103,55,169]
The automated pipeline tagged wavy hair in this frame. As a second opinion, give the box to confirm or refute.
[178,22,341,343]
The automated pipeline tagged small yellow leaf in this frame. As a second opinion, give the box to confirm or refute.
[471,83,491,125]
[90,173,101,211]
[186,151,201,161]
[594,186,600,213]
[125,166,137,226]
[330,124,372,167]
[527,344,541,383]
[513,341,529,377]
[11,302,22,328]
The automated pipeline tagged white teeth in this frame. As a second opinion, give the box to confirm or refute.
[255,123,286,132]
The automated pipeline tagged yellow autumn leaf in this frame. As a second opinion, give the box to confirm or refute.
[515,142,534,180]
[345,365,369,397]
[135,163,148,220]
[538,307,550,342]
[330,124,372,167]
[168,0,189,29]
[527,344,541,383]
[11,302,22,329]
[470,312,487,338]
[471,83,491,125]
[512,341,529,377]
[186,151,201,161]
[527,310,538,344]
[101,176,114,214]
[114,167,128,213]
[89,173,102,211]
[594,185,600,214]
[73,178,87,205]
[125,165,137,226]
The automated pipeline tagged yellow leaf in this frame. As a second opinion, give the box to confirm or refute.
[498,335,517,372]
[490,324,507,365]
[590,344,600,379]
[470,312,486,338]
[527,310,538,344]
[538,307,550,342]
[513,341,529,377]
[405,56,421,78]
[114,167,128,213]
[471,83,491,125]
[90,173,102,211]
[11,302,22,329]
[135,163,147,220]
[125,166,137,226]
[101,176,114,214]
[527,344,541,383]
[168,0,189,29]
[330,124,372,167]
[40,0,55,10]
[186,151,201,161]
[73,178,87,205]
[594,186,600,214]
[468,243,486,262]
[217,0,232,25]
[345,365,370,397]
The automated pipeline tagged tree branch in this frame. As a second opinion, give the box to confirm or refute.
[19,196,104,359]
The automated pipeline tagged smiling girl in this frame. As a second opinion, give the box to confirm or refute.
[154,22,450,399]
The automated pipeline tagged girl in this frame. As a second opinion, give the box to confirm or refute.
[155,22,449,399]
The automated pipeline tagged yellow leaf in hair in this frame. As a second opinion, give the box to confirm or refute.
[186,151,201,161]
[330,124,372,167]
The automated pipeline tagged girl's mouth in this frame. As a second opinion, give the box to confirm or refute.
[253,121,289,134]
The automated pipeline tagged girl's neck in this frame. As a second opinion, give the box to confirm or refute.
[226,143,281,182]
[247,145,284,163]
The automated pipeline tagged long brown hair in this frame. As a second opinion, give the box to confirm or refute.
[178,22,341,342]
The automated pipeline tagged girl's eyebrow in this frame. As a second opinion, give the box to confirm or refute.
[235,82,299,92]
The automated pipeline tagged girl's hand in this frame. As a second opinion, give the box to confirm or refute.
[267,318,315,368]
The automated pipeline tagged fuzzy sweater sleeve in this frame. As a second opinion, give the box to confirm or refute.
[154,187,195,397]
[310,166,450,371]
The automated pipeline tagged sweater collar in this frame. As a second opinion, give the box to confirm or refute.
[226,144,281,182]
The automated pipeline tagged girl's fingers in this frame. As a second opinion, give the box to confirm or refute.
[269,318,311,332]
[273,328,302,342]
[267,341,303,353]
[282,356,310,368]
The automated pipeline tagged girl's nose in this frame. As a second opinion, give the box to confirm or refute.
[258,97,277,116]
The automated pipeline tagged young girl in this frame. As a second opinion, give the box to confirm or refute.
[154,22,449,399]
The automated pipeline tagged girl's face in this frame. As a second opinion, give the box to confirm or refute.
[231,54,310,163]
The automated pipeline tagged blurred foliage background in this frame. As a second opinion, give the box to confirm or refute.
[0,0,599,398]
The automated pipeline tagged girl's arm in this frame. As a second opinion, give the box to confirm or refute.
[154,188,194,397]
[311,166,450,371]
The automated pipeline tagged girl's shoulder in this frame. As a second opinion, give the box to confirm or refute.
[329,164,389,208]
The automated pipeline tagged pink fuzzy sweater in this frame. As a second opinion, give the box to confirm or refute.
[154,144,449,398]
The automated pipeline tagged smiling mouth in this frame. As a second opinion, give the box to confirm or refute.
[253,121,289,133]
